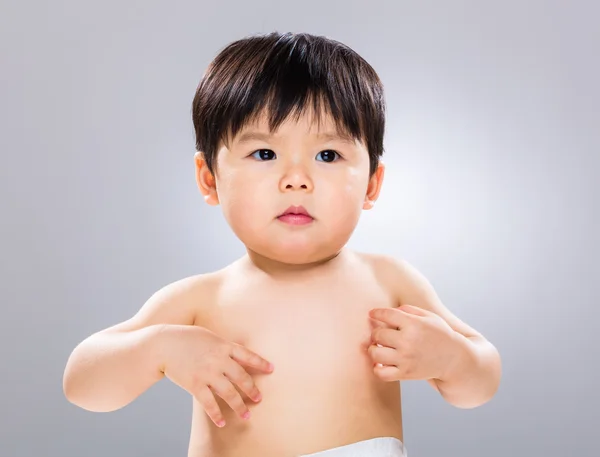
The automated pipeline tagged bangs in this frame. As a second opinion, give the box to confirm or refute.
[192,32,385,175]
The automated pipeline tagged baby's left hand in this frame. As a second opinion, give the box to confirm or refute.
[368,304,464,382]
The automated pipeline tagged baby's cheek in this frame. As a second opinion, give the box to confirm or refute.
[344,183,360,195]
[218,183,249,225]
[343,180,369,207]
[227,184,268,224]
[344,167,369,194]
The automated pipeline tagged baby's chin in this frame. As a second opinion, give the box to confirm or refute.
[246,239,345,267]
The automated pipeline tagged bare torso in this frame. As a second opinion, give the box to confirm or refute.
[188,250,403,457]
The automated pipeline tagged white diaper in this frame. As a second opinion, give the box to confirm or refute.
[299,437,407,457]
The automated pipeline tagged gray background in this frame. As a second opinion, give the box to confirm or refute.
[1,0,598,456]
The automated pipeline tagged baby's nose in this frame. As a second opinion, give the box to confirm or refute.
[280,167,313,192]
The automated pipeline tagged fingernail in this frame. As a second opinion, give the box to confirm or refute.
[242,411,251,420]
[217,420,226,427]
[255,393,262,401]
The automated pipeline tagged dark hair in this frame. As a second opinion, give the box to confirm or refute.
[191,31,386,177]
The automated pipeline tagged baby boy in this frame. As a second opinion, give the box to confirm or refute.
[63,31,501,457]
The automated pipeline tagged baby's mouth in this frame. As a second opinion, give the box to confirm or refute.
[277,205,314,225]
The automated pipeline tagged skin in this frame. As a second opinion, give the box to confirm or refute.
[190,108,406,457]
[185,107,499,456]
[186,252,406,457]
[195,107,384,270]
[61,106,499,457]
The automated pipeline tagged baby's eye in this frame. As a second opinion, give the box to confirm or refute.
[316,150,340,163]
[250,149,276,161]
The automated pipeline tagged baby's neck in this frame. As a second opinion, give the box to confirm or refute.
[241,248,349,280]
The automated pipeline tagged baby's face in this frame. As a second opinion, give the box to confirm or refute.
[200,110,383,264]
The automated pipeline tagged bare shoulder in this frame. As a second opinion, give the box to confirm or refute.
[355,251,482,339]
[102,268,226,334]
[355,251,440,301]
[352,251,411,294]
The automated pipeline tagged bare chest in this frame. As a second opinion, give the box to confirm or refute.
[203,274,396,388]
[189,267,404,457]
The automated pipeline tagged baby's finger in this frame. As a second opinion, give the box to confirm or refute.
[373,364,402,382]
[371,327,399,349]
[210,374,251,420]
[225,360,263,402]
[230,344,274,373]
[194,385,226,427]
[368,344,398,366]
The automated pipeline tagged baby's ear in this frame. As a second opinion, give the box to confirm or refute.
[363,162,385,210]
[194,151,219,206]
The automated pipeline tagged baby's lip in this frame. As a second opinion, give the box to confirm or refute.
[278,205,313,218]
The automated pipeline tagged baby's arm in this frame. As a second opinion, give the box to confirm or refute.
[62,274,210,412]
[373,255,502,408]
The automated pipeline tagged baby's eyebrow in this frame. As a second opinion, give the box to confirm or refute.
[235,130,356,145]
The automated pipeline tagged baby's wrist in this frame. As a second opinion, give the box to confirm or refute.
[144,323,175,376]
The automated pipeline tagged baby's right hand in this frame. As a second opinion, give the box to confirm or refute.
[157,324,274,427]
